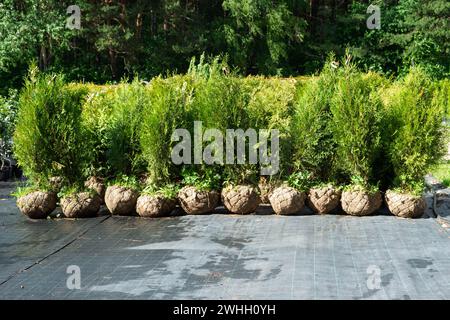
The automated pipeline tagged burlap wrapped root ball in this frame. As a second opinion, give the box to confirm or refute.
[341,190,382,216]
[385,190,426,218]
[178,186,219,214]
[61,192,101,218]
[221,185,260,214]
[105,185,138,216]
[136,195,177,218]
[84,177,106,202]
[308,186,342,214]
[16,191,57,219]
[269,186,305,215]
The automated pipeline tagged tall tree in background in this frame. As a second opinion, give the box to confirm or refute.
[222,0,307,74]
[0,0,72,93]
[351,0,449,77]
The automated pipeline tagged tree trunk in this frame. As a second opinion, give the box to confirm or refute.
[309,0,319,33]
[109,48,117,80]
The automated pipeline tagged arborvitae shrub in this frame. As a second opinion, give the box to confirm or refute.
[361,72,393,191]
[330,65,383,190]
[385,67,447,194]
[221,77,259,186]
[433,79,449,120]
[12,65,449,198]
[183,58,238,189]
[291,62,338,186]
[105,80,146,179]
[188,56,261,186]
[80,85,116,178]
[140,75,194,186]
[243,76,296,180]
[14,73,89,187]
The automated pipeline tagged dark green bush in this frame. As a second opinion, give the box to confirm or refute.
[14,72,89,187]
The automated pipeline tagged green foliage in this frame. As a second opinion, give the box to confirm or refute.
[243,76,295,178]
[13,71,90,187]
[351,0,449,78]
[10,63,448,197]
[11,182,51,198]
[141,183,179,199]
[222,0,306,74]
[80,85,116,177]
[291,57,338,184]
[430,161,450,187]
[1,0,449,96]
[330,60,383,190]
[105,80,146,177]
[108,174,140,190]
[342,177,381,194]
[181,166,222,191]
[287,171,314,192]
[57,184,95,199]
[0,90,18,158]
[385,67,447,193]
[0,0,76,93]
[433,79,450,119]
[218,78,258,186]
[184,56,233,188]
[140,75,194,186]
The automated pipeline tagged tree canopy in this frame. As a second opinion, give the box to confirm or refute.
[0,0,448,94]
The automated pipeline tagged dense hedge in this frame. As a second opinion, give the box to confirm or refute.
[13,60,449,197]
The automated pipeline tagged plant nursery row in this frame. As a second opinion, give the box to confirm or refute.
[13,58,449,219]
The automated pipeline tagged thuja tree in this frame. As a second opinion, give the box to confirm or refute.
[291,59,339,188]
[385,67,447,195]
[80,85,116,178]
[330,63,384,190]
[104,80,147,180]
[185,56,260,187]
[140,75,195,187]
[244,76,296,181]
[13,71,89,187]
[179,57,234,191]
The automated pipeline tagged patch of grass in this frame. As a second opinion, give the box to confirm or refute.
[430,161,450,187]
